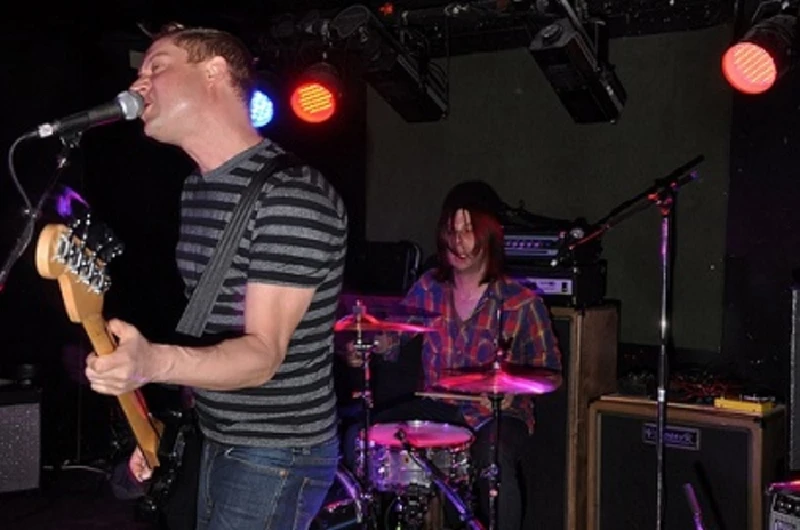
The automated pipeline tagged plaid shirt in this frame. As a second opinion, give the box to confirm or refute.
[384,270,562,434]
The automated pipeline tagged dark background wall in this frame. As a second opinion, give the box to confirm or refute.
[364,24,734,357]
[722,48,800,395]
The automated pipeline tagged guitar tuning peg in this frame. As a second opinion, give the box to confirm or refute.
[97,239,124,264]
[104,226,119,246]
[69,211,92,243]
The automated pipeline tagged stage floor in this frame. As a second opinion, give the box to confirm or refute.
[1,467,150,530]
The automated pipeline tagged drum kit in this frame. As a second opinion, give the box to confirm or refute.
[313,300,562,530]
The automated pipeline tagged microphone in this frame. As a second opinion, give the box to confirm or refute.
[26,90,144,139]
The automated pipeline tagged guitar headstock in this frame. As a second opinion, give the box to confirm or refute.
[36,211,124,323]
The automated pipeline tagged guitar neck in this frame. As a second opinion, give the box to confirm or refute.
[83,313,163,469]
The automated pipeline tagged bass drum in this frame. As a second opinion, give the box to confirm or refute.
[310,464,364,530]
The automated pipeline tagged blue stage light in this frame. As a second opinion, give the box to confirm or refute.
[249,89,274,127]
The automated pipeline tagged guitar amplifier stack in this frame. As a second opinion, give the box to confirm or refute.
[503,221,607,307]
[507,260,607,307]
[587,395,786,530]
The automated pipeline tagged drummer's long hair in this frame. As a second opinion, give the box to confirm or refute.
[434,206,505,285]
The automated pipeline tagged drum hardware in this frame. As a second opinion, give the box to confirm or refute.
[311,464,365,530]
[437,362,562,396]
[357,421,474,493]
[415,391,483,402]
[437,345,563,530]
[394,426,486,530]
[485,393,503,530]
[334,299,437,529]
[330,299,563,529]
[335,298,438,491]
[334,301,437,334]
[342,300,379,529]
[385,484,431,530]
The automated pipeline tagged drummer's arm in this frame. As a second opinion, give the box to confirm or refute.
[521,296,562,370]
[377,284,430,362]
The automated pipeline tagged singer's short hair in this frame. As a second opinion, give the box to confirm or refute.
[434,181,505,284]
[152,22,256,103]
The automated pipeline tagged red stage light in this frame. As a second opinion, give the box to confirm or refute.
[289,63,341,124]
[290,82,336,123]
[722,42,777,95]
[721,12,796,95]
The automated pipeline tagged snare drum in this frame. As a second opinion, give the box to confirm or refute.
[355,420,474,493]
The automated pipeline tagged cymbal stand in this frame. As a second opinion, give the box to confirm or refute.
[394,428,486,530]
[483,334,508,530]
[484,393,503,530]
[350,300,379,529]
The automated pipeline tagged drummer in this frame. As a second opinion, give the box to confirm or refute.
[343,180,562,530]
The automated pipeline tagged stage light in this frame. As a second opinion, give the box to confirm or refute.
[529,16,626,123]
[331,5,448,122]
[289,62,341,124]
[249,89,274,128]
[722,13,797,95]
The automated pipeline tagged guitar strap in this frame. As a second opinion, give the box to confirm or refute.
[175,152,302,337]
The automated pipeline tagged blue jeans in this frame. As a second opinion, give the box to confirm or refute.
[196,436,339,530]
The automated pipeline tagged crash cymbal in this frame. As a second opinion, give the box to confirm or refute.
[334,313,436,333]
[436,363,562,395]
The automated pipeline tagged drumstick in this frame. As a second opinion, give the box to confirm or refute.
[416,391,484,402]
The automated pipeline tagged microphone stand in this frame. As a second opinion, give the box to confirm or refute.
[0,133,81,292]
[570,154,704,530]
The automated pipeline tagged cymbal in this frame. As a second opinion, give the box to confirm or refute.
[436,363,562,395]
[334,314,436,333]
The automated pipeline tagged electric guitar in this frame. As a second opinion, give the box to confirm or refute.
[35,211,195,521]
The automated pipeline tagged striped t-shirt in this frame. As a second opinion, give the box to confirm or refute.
[176,138,348,447]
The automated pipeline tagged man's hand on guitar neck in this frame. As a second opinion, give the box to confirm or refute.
[85,318,163,395]
[129,446,153,482]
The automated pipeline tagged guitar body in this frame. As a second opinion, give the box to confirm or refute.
[138,407,202,530]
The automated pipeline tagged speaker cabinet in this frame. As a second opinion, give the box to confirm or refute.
[525,304,619,530]
[587,395,786,530]
[0,385,41,493]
